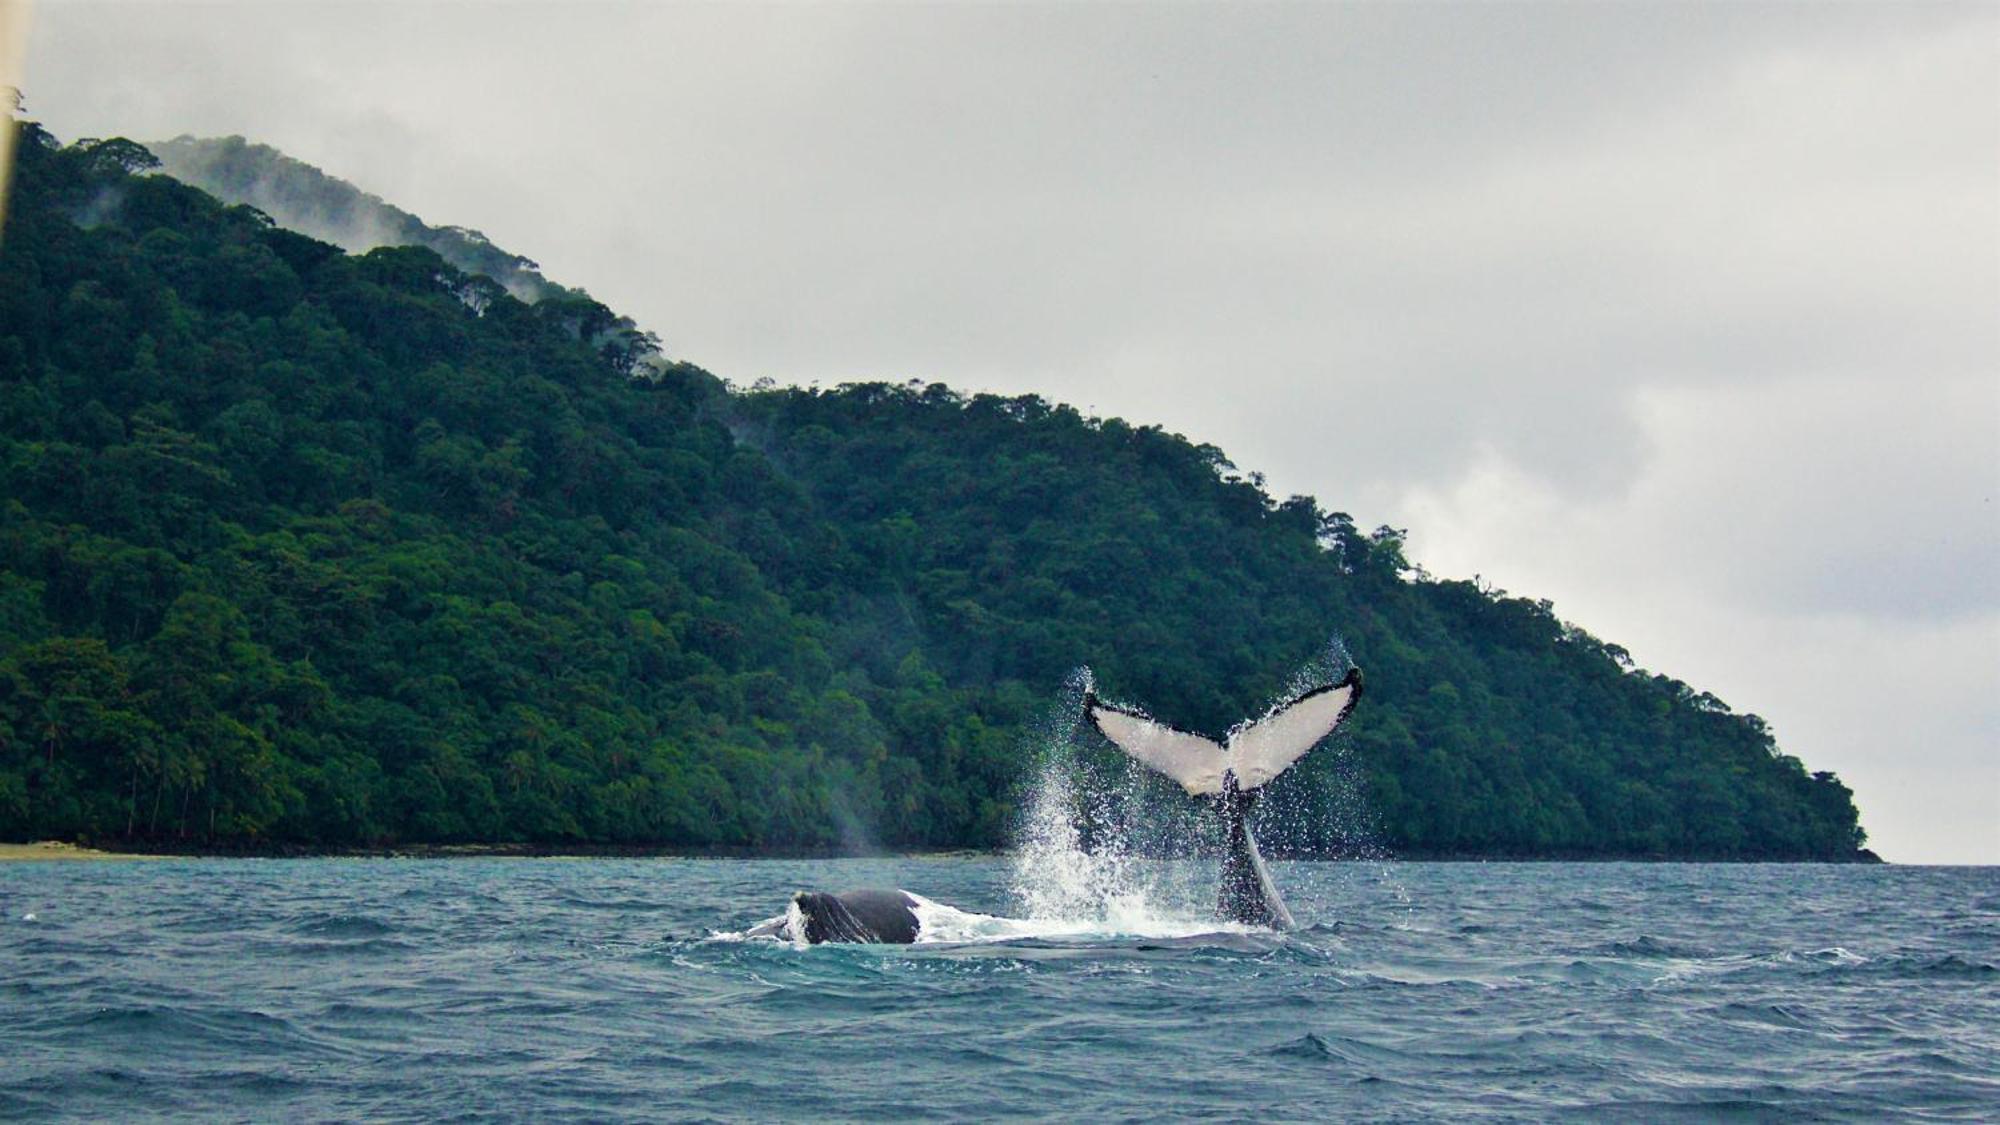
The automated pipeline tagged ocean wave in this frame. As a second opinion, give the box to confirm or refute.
[290,913,400,939]
[1264,1030,1393,1063]
[1585,935,1718,959]
[283,936,424,958]
[1860,952,1998,978]
[1709,1001,1817,1029]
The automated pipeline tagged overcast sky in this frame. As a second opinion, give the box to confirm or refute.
[21,1,1998,862]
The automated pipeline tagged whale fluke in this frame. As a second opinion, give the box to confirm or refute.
[1082,666,1363,929]
[1084,667,1361,795]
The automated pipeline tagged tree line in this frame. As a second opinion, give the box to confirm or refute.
[0,125,1867,858]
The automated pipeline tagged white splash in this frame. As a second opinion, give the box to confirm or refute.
[783,899,810,949]
[1003,698,1231,936]
[708,900,812,947]
[906,891,1249,943]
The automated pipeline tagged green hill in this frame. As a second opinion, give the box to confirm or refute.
[0,126,1867,858]
[146,135,570,303]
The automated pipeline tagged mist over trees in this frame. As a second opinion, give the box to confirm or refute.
[148,135,571,305]
[0,125,1867,858]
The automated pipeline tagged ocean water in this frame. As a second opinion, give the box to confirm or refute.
[2,857,1994,1121]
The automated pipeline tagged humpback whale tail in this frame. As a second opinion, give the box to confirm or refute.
[1082,667,1363,929]
[747,668,1362,944]
[1083,667,1362,799]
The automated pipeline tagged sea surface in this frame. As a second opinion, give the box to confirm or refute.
[2,858,1995,1121]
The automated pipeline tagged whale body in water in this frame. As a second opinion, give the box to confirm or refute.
[745,889,922,944]
[757,668,1362,944]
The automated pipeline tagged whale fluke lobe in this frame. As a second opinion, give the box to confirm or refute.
[1082,698,1228,795]
[1083,666,1363,929]
[1225,667,1363,790]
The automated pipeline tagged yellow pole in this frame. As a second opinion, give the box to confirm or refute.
[0,0,32,246]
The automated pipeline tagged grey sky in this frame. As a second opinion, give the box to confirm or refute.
[22,1,1999,862]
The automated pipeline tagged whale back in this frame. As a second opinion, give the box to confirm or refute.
[793,889,921,944]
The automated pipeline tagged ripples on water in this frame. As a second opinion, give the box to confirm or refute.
[2,858,1995,1121]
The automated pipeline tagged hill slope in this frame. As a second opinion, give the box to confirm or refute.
[147,135,569,303]
[0,127,1868,857]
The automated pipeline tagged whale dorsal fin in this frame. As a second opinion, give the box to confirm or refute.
[1226,667,1363,791]
[1084,694,1227,796]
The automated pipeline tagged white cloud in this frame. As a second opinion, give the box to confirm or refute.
[1400,376,1999,861]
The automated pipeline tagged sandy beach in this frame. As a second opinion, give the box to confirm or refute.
[0,841,163,861]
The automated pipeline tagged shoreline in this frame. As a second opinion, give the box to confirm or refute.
[0,840,1886,863]
[0,841,169,862]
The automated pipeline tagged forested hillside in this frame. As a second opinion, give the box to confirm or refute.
[0,126,1868,858]
[147,135,573,303]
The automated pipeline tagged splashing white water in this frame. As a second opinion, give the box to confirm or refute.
[1002,668,1233,935]
[1010,748,1185,929]
[1004,645,1415,935]
[907,891,1249,943]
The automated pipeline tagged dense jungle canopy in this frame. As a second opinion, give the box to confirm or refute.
[0,126,1867,857]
